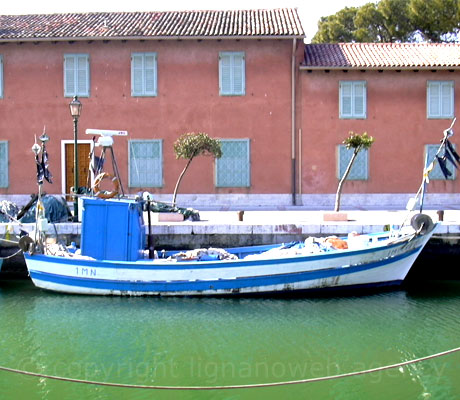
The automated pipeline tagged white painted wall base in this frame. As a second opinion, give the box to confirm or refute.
[296,193,460,210]
[2,193,458,210]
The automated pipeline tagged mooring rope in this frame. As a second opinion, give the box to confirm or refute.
[0,248,22,260]
[0,347,458,390]
[0,238,19,245]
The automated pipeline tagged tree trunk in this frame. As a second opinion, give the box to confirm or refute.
[334,148,360,212]
[172,156,194,207]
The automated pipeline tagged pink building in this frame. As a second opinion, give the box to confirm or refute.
[0,9,305,207]
[299,43,460,208]
[0,10,459,209]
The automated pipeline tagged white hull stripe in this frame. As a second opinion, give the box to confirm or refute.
[27,240,412,270]
[29,246,419,294]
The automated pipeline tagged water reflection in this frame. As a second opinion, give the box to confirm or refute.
[1,279,459,399]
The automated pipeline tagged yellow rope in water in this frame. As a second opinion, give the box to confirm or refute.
[0,347,459,390]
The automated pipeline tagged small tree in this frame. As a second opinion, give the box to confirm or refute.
[172,132,222,207]
[335,132,374,212]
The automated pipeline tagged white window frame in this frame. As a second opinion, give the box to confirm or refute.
[215,139,250,187]
[427,81,454,119]
[128,139,163,188]
[0,55,3,99]
[425,144,456,180]
[0,141,8,188]
[64,54,90,97]
[337,145,369,180]
[219,52,245,96]
[131,53,158,97]
[339,81,367,119]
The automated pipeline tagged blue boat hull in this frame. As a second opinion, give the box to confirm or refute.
[24,228,435,296]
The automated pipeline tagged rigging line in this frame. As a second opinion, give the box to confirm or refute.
[0,346,459,391]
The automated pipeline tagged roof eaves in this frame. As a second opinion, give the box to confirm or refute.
[299,65,460,71]
[0,34,305,43]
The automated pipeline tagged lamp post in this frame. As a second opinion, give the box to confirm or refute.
[69,96,82,222]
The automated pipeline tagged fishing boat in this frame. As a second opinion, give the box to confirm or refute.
[21,119,459,296]
[20,195,436,296]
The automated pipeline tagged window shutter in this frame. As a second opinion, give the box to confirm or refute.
[353,82,366,118]
[219,52,245,96]
[129,140,162,187]
[0,55,3,98]
[340,82,352,117]
[428,81,454,119]
[144,54,157,95]
[232,53,245,95]
[428,82,440,118]
[77,55,88,95]
[216,139,250,187]
[340,81,366,119]
[441,82,453,117]
[338,145,369,180]
[131,55,143,96]
[219,54,232,95]
[0,141,8,188]
[64,56,76,97]
[425,144,456,180]
[131,53,157,97]
[64,54,89,97]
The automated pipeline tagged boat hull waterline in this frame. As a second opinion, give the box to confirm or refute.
[24,230,434,296]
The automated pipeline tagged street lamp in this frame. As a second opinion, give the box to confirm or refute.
[69,96,82,222]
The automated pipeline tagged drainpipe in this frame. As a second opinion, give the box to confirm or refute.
[291,38,297,206]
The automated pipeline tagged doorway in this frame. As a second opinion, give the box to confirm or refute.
[62,141,91,199]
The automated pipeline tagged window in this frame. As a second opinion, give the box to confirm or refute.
[219,52,245,96]
[0,141,8,188]
[64,54,90,97]
[339,81,367,119]
[216,139,250,187]
[0,55,3,98]
[129,140,163,187]
[131,53,157,97]
[425,144,456,180]
[337,145,369,180]
[427,81,454,119]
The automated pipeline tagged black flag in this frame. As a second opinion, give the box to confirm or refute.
[42,144,53,183]
[35,153,45,184]
[436,155,452,179]
[36,142,53,184]
[444,146,458,170]
[446,140,460,164]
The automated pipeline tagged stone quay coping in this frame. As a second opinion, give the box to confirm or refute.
[1,210,458,237]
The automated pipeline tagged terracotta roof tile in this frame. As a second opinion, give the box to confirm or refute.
[0,9,304,41]
[304,43,460,69]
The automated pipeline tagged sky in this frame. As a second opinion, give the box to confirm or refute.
[2,0,373,42]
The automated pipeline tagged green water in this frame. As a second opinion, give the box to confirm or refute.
[0,280,459,400]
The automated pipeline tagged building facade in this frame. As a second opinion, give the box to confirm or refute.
[299,43,460,208]
[0,11,459,209]
[0,9,304,207]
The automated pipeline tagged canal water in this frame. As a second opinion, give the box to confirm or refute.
[0,279,459,400]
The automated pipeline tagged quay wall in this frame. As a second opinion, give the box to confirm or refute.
[2,217,460,248]
[1,218,459,279]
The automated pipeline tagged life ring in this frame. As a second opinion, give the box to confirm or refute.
[93,172,119,199]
